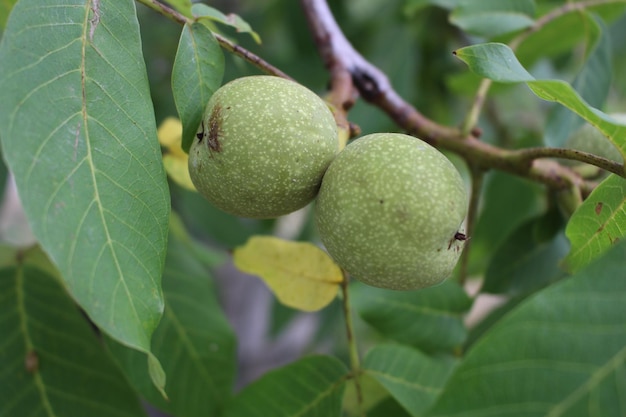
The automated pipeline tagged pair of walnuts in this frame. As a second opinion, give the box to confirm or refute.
[189,76,468,291]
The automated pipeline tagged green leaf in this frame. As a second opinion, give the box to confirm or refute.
[0,0,170,378]
[364,345,458,417]
[483,210,569,295]
[175,186,275,248]
[191,4,261,44]
[545,14,612,147]
[223,355,349,417]
[106,220,236,417]
[172,22,224,152]
[454,42,534,82]
[449,0,535,38]
[564,175,626,273]
[351,281,472,353]
[427,240,626,417]
[470,171,545,274]
[454,42,626,163]
[0,263,145,417]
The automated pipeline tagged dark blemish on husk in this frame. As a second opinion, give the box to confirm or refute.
[207,104,223,152]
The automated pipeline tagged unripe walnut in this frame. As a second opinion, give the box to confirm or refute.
[315,133,468,291]
[188,76,338,218]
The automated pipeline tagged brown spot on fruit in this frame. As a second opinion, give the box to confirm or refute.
[207,104,223,152]
[595,202,603,215]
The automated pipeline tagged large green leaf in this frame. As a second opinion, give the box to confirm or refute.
[107,218,236,417]
[483,210,569,296]
[223,356,349,417]
[174,186,275,248]
[0,0,170,374]
[449,0,535,38]
[564,175,626,273]
[363,345,458,417]
[0,259,145,417]
[351,281,472,353]
[469,171,545,274]
[454,42,626,163]
[544,14,612,148]
[427,239,626,417]
[172,22,224,152]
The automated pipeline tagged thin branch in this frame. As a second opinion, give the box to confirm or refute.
[136,0,189,25]
[135,0,291,79]
[213,33,293,80]
[508,147,626,177]
[458,166,484,285]
[461,78,492,137]
[299,0,626,191]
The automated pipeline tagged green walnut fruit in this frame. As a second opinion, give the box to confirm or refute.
[188,76,338,218]
[315,133,468,290]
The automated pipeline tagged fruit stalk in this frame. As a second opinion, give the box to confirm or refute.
[340,273,365,417]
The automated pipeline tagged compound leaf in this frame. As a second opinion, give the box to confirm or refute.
[0,260,145,417]
[223,355,348,417]
[351,281,472,353]
[364,344,458,417]
[427,240,626,417]
[0,0,170,390]
[107,219,236,417]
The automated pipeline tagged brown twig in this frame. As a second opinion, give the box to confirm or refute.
[301,0,358,139]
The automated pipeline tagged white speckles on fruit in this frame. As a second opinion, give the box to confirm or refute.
[315,133,468,291]
[188,76,339,218]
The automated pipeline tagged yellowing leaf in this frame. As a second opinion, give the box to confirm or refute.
[163,154,196,191]
[157,117,197,191]
[233,236,342,312]
[157,117,186,156]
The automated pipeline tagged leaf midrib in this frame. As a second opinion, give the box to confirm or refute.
[79,0,142,335]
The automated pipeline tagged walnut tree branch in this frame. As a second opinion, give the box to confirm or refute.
[300,0,626,191]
